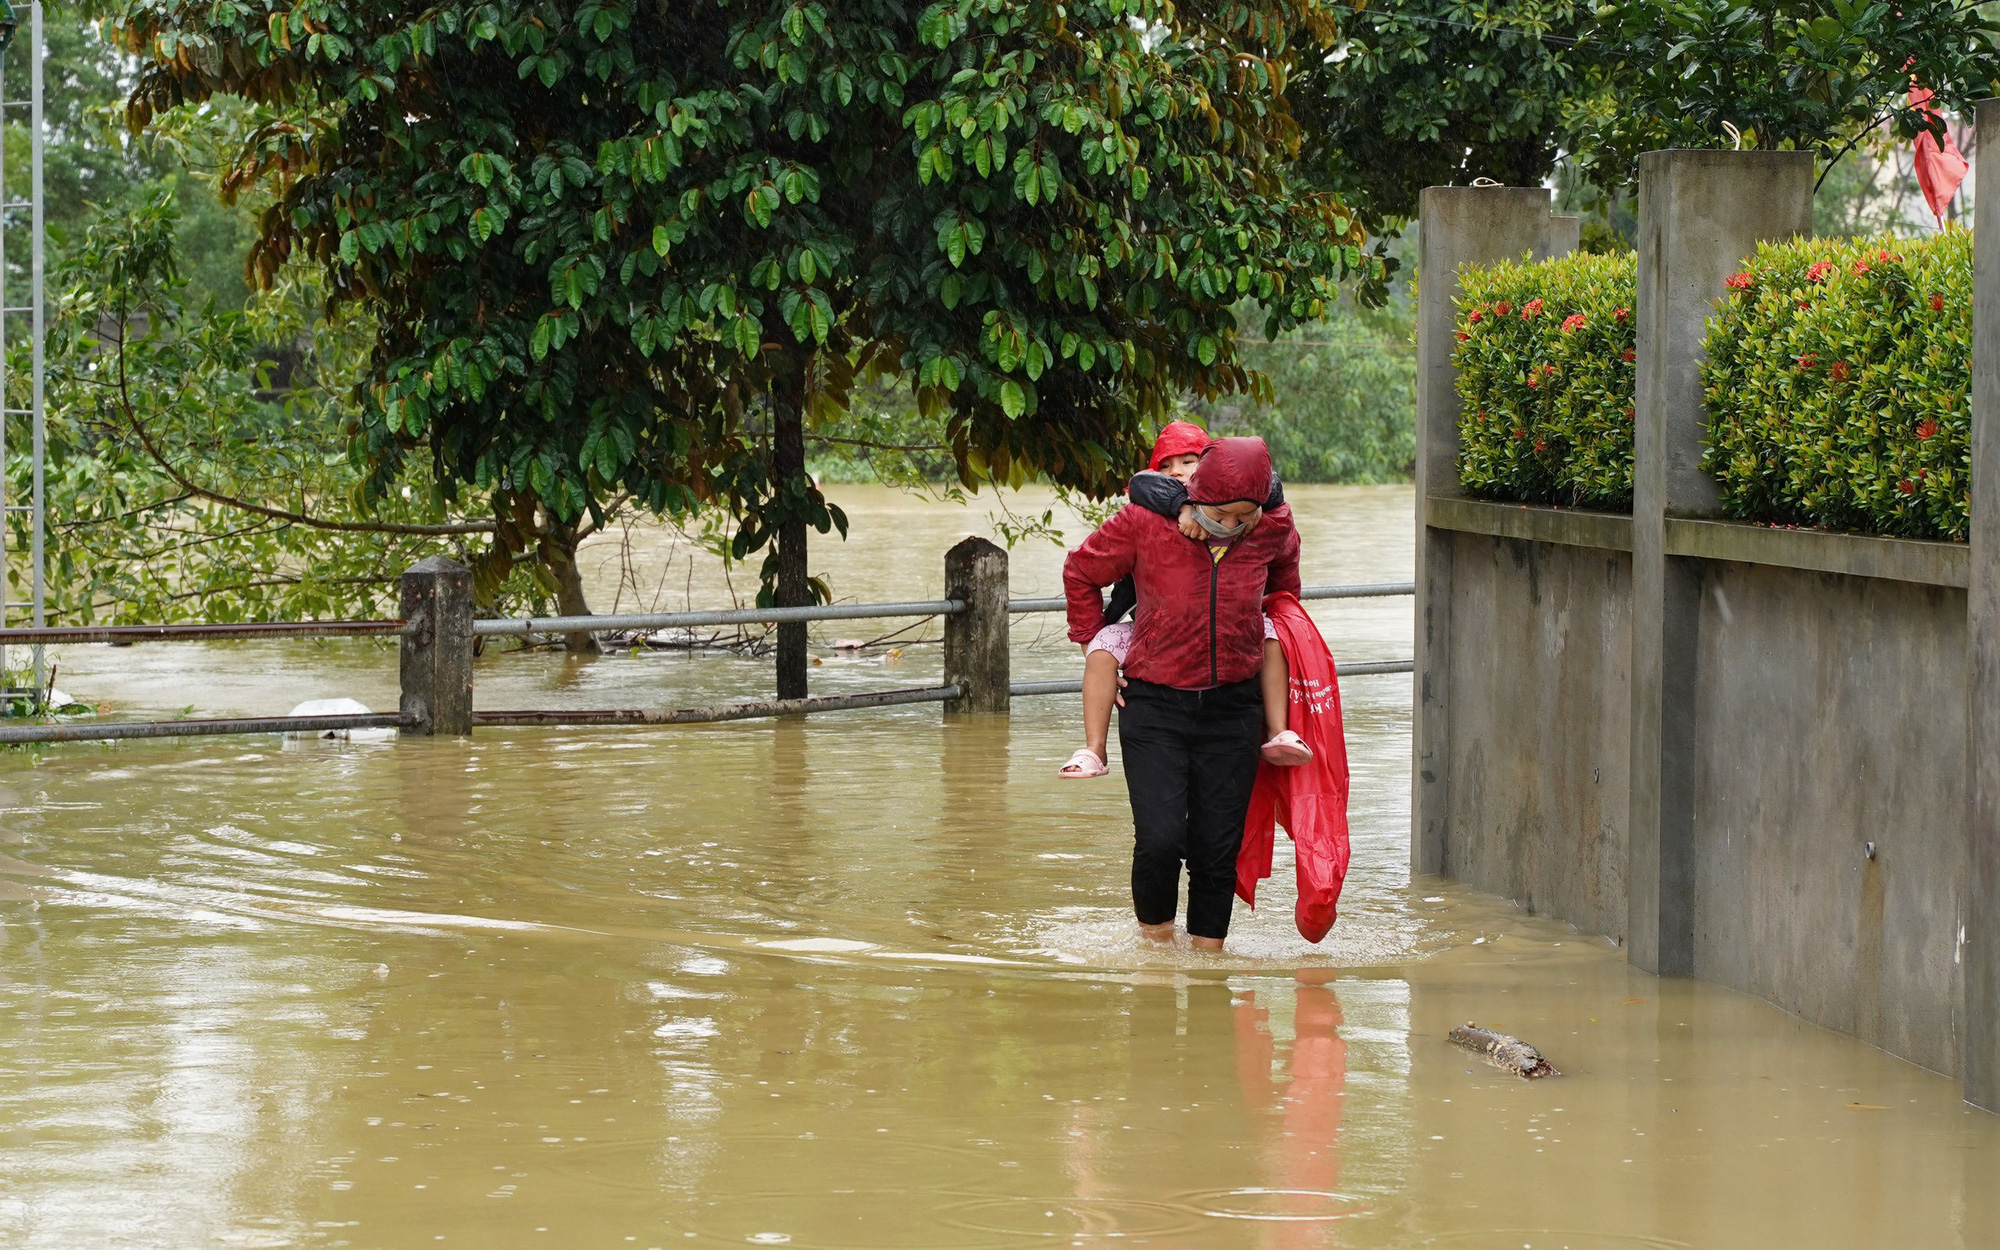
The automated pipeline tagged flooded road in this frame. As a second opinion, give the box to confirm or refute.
[3,486,1998,1247]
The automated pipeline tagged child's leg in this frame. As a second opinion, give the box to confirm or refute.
[1259,639,1289,740]
[1080,649,1120,759]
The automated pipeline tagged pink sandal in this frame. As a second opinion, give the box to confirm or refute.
[1261,730,1313,766]
[1058,747,1109,778]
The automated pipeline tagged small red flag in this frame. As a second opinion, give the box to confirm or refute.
[1910,84,1968,226]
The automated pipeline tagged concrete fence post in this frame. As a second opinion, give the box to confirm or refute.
[1966,98,2000,1111]
[400,556,475,736]
[943,536,1009,714]
[1627,151,1812,975]
[1412,187,1578,877]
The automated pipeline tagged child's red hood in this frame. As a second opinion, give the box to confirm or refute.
[1147,420,1211,472]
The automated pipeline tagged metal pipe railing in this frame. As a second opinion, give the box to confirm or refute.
[0,712,405,745]
[1006,581,1415,614]
[0,576,1415,743]
[474,684,963,728]
[0,620,408,645]
[1009,657,1413,699]
[0,583,1415,647]
[470,599,966,638]
[1301,581,1418,601]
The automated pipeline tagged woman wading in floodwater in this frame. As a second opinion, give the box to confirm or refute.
[1063,437,1301,951]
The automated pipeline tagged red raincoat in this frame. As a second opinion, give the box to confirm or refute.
[1236,592,1351,942]
[1063,439,1301,690]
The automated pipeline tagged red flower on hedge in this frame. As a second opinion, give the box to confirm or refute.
[1725,271,1753,291]
[1852,258,1872,277]
[1522,298,1544,318]
[1533,437,1548,452]
[1829,360,1852,383]
[1621,348,1636,363]
[1797,353,1819,370]
[1806,260,1834,283]
[1898,479,1916,495]
[1456,331,1468,342]
[1930,293,1945,312]
[1918,418,1939,441]
[1494,301,1513,317]
[1561,313,1587,333]
[1614,306,1630,323]
[1468,309,1485,324]
[1623,407,1635,422]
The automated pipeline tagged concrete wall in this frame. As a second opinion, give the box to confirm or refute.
[1413,134,2000,1106]
[1691,565,1967,1075]
[1442,532,1631,940]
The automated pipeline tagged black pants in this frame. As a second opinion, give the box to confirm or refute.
[1117,677,1264,939]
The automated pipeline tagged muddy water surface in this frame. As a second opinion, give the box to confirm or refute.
[2,486,1997,1248]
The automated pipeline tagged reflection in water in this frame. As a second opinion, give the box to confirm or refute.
[1,487,1998,1246]
[1232,977,1356,1244]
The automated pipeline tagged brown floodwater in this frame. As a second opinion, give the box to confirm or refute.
[2,486,1997,1248]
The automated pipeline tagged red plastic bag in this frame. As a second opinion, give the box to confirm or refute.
[1236,592,1351,942]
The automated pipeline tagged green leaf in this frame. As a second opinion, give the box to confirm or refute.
[1000,379,1026,418]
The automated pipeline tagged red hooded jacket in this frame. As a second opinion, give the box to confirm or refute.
[1064,438,1301,690]
[1237,592,1351,942]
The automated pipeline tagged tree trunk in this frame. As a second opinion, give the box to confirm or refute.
[772,398,810,699]
[549,521,600,656]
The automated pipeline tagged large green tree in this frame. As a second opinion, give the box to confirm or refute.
[1294,0,1586,234]
[1293,0,1999,238]
[117,0,1368,694]
[1576,0,1999,188]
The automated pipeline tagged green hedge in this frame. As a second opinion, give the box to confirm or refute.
[1452,251,1638,510]
[1701,232,1972,541]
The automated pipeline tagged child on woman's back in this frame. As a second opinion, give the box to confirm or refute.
[1058,421,1312,778]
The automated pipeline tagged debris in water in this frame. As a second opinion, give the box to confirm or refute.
[1448,1022,1561,1079]
[284,698,397,744]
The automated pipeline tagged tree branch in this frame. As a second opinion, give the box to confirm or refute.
[575,491,634,541]
[1815,106,1899,193]
[110,334,496,537]
[149,573,401,605]
[807,433,951,452]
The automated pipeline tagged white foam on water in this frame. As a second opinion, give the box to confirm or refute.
[760,937,876,953]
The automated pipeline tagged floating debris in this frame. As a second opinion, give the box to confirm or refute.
[1448,1022,1560,1079]
[284,698,397,744]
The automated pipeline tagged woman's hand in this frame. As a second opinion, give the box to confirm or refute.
[1177,504,1204,540]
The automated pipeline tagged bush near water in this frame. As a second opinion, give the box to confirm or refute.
[1451,252,1638,510]
[1701,232,1972,541]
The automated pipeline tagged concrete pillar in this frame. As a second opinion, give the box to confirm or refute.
[943,536,1009,714]
[400,556,475,735]
[1627,151,1811,974]
[1412,187,1578,876]
[1966,99,2000,1111]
